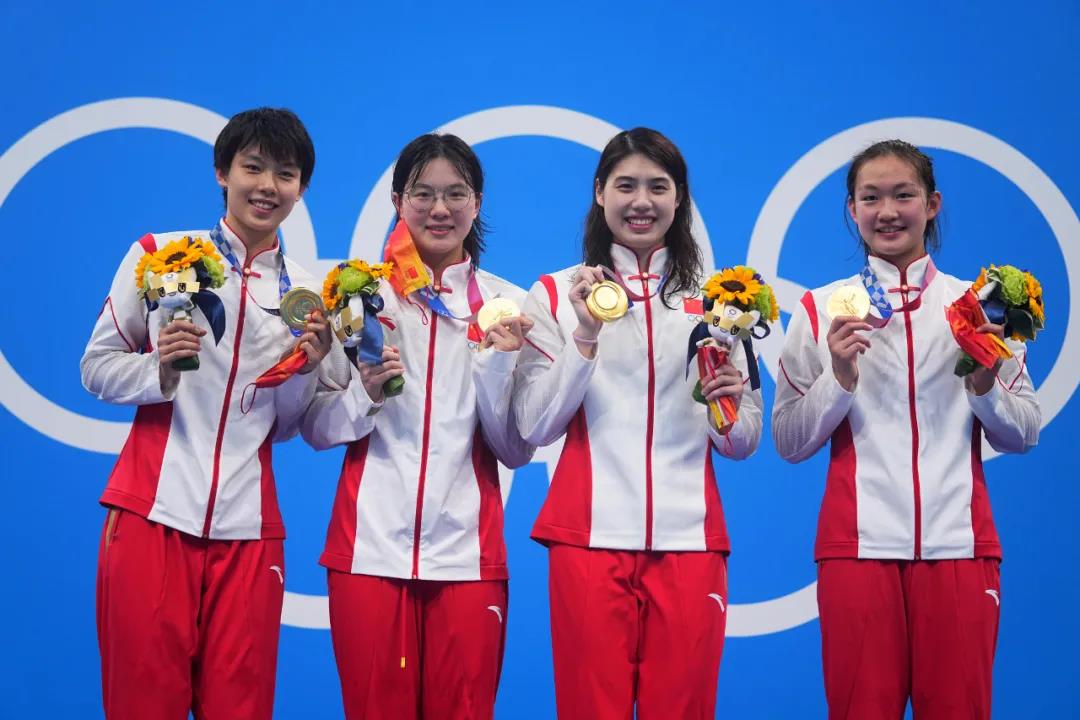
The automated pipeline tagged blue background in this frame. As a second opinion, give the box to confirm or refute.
[1,1,1077,717]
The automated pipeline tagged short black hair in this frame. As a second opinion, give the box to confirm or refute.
[213,107,315,204]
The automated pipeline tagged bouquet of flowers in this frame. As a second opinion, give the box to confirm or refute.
[687,266,778,431]
[947,264,1045,377]
[323,259,403,397]
[135,235,226,371]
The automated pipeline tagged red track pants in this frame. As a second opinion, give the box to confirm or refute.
[327,570,508,720]
[818,558,1002,720]
[547,543,729,720]
[96,508,285,720]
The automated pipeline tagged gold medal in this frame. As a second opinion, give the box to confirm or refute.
[476,297,521,332]
[585,281,629,322]
[826,285,872,321]
[280,288,324,332]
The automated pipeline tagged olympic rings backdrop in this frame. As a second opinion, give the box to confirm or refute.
[2,2,1076,717]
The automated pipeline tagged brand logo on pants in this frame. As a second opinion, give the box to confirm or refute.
[270,565,284,584]
[707,593,727,612]
[985,589,1000,607]
[487,605,504,623]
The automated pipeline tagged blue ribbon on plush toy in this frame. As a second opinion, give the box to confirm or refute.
[684,296,769,391]
[342,292,388,366]
[143,280,226,346]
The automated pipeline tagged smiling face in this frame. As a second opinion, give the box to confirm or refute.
[595,153,680,260]
[393,156,480,276]
[216,145,305,251]
[848,153,941,269]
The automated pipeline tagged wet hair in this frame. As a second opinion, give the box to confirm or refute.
[844,139,942,255]
[583,127,703,308]
[391,133,487,268]
[213,107,316,205]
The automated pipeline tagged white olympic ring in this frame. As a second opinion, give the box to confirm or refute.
[2,103,1076,636]
[737,116,1080,638]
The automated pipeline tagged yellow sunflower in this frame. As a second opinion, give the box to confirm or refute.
[133,236,219,289]
[1025,271,1045,327]
[134,253,154,290]
[705,266,761,306]
[322,265,344,312]
[369,261,393,280]
[766,289,780,323]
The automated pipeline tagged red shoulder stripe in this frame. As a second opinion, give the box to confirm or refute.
[137,233,157,254]
[539,275,558,319]
[800,290,819,343]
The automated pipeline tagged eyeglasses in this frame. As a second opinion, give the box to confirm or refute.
[404,185,474,212]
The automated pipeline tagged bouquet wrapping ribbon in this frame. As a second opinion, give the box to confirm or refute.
[697,344,738,431]
[240,346,310,413]
[946,289,1013,370]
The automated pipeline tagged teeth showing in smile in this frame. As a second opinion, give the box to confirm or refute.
[627,217,654,227]
[878,226,903,233]
[251,199,276,210]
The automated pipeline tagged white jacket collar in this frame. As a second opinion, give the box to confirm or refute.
[611,243,669,298]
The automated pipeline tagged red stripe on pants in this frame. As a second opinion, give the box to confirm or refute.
[817,558,1001,720]
[96,508,285,720]
[547,544,728,720]
[327,571,508,720]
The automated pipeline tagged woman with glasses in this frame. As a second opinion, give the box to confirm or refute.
[301,133,534,720]
[512,128,762,719]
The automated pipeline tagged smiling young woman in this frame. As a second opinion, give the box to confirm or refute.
[512,127,762,719]
[300,133,535,720]
[772,139,1041,719]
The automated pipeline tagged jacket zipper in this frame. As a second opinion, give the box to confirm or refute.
[900,270,922,559]
[411,313,439,578]
[640,263,657,551]
[202,252,266,538]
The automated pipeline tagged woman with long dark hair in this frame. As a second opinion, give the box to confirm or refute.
[513,127,762,718]
[302,133,534,720]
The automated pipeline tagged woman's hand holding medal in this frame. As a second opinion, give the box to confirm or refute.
[569,266,607,357]
[295,310,333,375]
[827,316,873,392]
[480,315,535,352]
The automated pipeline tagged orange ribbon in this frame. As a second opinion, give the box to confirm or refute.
[383,220,431,297]
[946,289,1013,370]
[240,347,309,413]
[697,344,739,433]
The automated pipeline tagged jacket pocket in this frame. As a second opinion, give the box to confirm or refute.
[103,508,121,554]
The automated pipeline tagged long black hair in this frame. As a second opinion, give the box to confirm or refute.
[391,133,487,268]
[844,139,942,255]
[582,128,703,308]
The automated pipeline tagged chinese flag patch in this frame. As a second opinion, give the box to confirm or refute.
[684,298,704,315]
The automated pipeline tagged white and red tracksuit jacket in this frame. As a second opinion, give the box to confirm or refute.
[81,223,349,540]
[772,254,1040,560]
[301,257,533,581]
[512,244,763,552]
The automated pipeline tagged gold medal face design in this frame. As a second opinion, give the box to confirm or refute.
[826,285,872,321]
[476,297,521,332]
[586,280,629,322]
[280,288,324,332]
